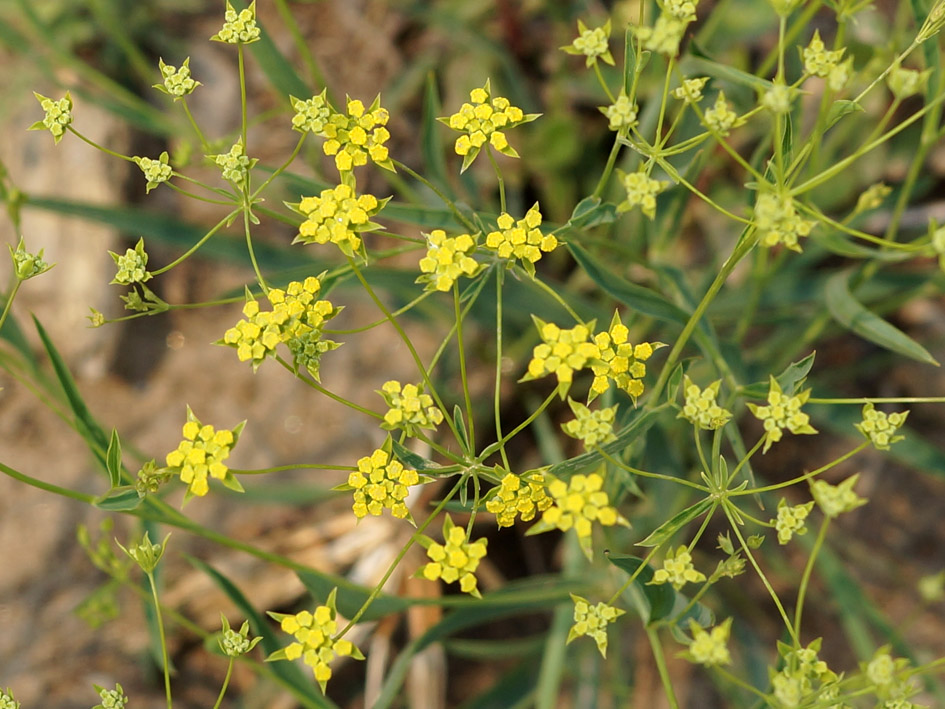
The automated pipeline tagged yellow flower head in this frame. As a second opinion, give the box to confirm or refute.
[378,380,444,436]
[109,237,152,286]
[439,79,539,171]
[211,0,260,44]
[321,95,393,173]
[600,93,639,132]
[291,91,331,134]
[533,472,629,559]
[347,447,420,522]
[811,474,867,518]
[635,13,690,56]
[417,229,483,292]
[134,152,173,193]
[703,91,740,136]
[484,204,558,275]
[419,516,488,597]
[221,277,341,378]
[293,184,387,260]
[774,498,815,544]
[650,545,706,590]
[672,77,709,103]
[746,376,817,453]
[267,589,364,694]
[590,312,665,403]
[485,470,553,527]
[686,618,732,666]
[854,402,908,450]
[567,593,625,657]
[210,139,256,185]
[753,192,816,252]
[617,168,668,220]
[802,30,845,78]
[155,57,200,99]
[679,376,732,430]
[523,318,600,398]
[29,92,73,144]
[562,19,615,67]
[164,407,245,499]
[561,398,617,450]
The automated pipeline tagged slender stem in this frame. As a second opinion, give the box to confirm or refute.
[238,45,248,148]
[274,355,384,420]
[808,396,945,404]
[325,290,433,335]
[0,461,96,504]
[453,284,476,450]
[68,127,134,161]
[180,99,210,151]
[146,571,174,709]
[593,61,615,103]
[244,207,267,293]
[597,448,710,492]
[494,269,511,469]
[793,517,830,642]
[251,133,307,199]
[150,212,236,276]
[212,658,234,709]
[229,463,357,475]
[592,136,623,199]
[528,272,584,324]
[392,159,478,233]
[646,625,680,709]
[733,442,868,496]
[0,279,22,334]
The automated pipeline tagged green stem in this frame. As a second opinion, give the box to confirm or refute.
[597,448,709,492]
[454,283,476,450]
[478,389,557,461]
[0,279,22,334]
[238,45,248,148]
[180,99,210,152]
[486,146,506,214]
[594,61,615,103]
[646,625,679,709]
[146,571,174,709]
[68,127,134,162]
[150,212,236,276]
[592,135,623,199]
[392,159,478,233]
[244,207,267,293]
[212,658,234,709]
[494,269,511,469]
[274,355,384,421]
[793,517,829,642]
[0,461,96,504]
[733,442,868,495]
[251,134,307,199]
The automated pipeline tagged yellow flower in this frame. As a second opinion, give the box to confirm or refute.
[484,204,558,275]
[293,184,387,260]
[417,229,483,291]
[855,402,908,450]
[532,472,629,559]
[686,618,732,666]
[211,0,260,44]
[567,594,625,657]
[522,318,600,397]
[773,498,815,544]
[320,95,394,173]
[672,77,709,103]
[679,375,732,430]
[29,92,73,144]
[703,91,740,135]
[155,57,200,99]
[811,474,867,518]
[561,19,615,67]
[164,407,245,498]
[802,30,845,78]
[650,545,706,590]
[635,13,690,56]
[378,380,444,435]
[600,93,638,132]
[267,589,364,694]
[561,398,617,450]
[346,448,420,522]
[617,168,668,220]
[290,91,331,134]
[753,192,816,252]
[419,517,488,597]
[439,79,539,171]
[590,313,664,403]
[485,471,552,527]
[210,140,256,185]
[746,376,817,453]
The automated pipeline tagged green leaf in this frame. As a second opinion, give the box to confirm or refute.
[741,351,816,399]
[825,271,939,366]
[549,408,661,479]
[453,404,470,454]
[296,569,410,622]
[607,554,674,623]
[682,54,775,92]
[420,72,451,195]
[637,498,715,548]
[567,196,618,229]
[568,243,689,325]
[93,487,142,511]
[391,437,440,471]
[33,316,110,469]
[666,363,684,403]
[0,304,35,369]
[106,429,122,488]
[825,99,865,130]
[188,557,333,708]
[815,229,912,260]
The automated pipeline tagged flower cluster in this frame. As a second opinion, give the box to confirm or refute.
[484,204,558,274]
[811,474,868,518]
[888,64,932,100]
[164,407,244,498]
[268,589,365,693]
[290,91,331,134]
[753,192,816,251]
[417,229,483,291]
[703,91,739,135]
[567,594,625,657]
[600,93,638,132]
[211,140,256,185]
[419,517,488,597]
[762,83,793,114]
[651,545,706,590]
[590,314,663,402]
[134,152,173,192]
[673,77,709,103]
[30,92,72,144]
[855,403,908,450]
[321,96,393,172]
[155,57,199,98]
[117,531,170,574]
[562,19,614,67]
[0,689,19,709]
[802,31,845,78]
[292,184,386,259]
[635,13,691,56]
[109,237,152,286]
[219,615,262,657]
[222,277,341,377]
[523,319,599,396]
[864,647,919,703]
[211,0,260,44]
[680,376,732,430]
[378,380,444,435]
[440,80,539,171]
[618,168,668,220]
[346,448,420,521]
[91,683,128,709]
[855,182,892,215]
[747,377,817,453]
[485,471,552,527]
[562,398,617,449]
[769,640,841,707]
[774,498,814,544]
[532,472,628,559]
[686,618,732,666]
[9,237,53,281]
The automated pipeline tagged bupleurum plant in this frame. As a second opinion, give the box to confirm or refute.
[4,0,945,706]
